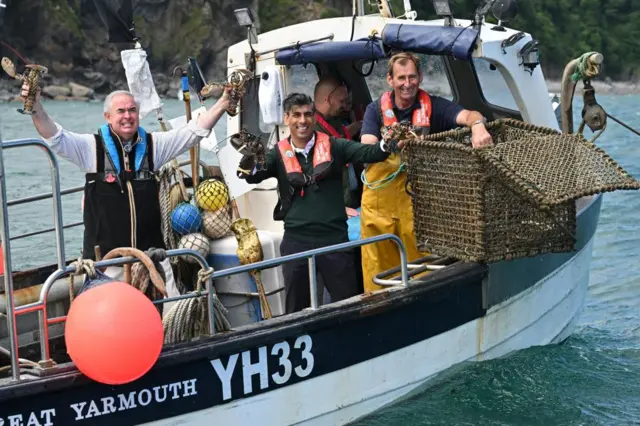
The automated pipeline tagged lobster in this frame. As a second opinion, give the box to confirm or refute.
[1,57,48,115]
[381,121,421,152]
[199,68,253,117]
[230,128,266,172]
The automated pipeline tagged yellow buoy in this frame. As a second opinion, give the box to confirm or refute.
[195,179,229,212]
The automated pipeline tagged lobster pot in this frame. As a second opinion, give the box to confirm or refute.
[404,118,640,263]
[207,231,285,327]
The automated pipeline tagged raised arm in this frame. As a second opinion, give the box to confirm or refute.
[152,90,231,168]
[20,83,96,172]
[20,83,57,139]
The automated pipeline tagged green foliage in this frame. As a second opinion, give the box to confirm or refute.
[259,0,640,80]
[44,0,83,40]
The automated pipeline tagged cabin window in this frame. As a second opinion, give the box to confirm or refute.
[471,58,520,112]
[285,64,320,97]
[362,54,454,101]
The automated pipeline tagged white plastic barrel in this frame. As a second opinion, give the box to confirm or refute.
[207,230,286,327]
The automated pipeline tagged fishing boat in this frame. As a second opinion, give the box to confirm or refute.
[1,0,639,425]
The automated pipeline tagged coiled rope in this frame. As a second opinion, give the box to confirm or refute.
[157,159,189,253]
[162,267,231,345]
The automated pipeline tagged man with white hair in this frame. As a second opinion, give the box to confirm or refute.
[19,83,230,295]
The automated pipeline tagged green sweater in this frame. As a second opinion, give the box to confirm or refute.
[245,133,389,244]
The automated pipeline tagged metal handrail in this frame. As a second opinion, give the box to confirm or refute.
[1,139,66,269]
[0,136,67,381]
[210,234,410,309]
[4,158,209,242]
[12,248,215,376]
[6,158,207,208]
[7,234,406,381]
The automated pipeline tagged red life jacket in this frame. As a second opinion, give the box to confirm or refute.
[277,131,333,189]
[314,112,352,140]
[380,89,432,128]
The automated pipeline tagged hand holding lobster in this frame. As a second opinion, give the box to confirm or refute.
[2,57,47,115]
[381,121,420,152]
[231,129,266,177]
[200,68,253,117]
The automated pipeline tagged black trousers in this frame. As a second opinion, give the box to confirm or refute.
[280,237,359,314]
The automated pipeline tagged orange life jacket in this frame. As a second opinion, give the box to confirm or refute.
[277,131,333,189]
[380,89,432,128]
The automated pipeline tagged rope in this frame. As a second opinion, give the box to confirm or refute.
[361,162,406,190]
[157,160,189,253]
[127,181,137,249]
[130,248,167,306]
[162,267,231,345]
[67,257,97,302]
[0,344,40,374]
[570,51,601,82]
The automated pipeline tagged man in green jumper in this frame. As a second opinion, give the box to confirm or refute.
[237,93,391,313]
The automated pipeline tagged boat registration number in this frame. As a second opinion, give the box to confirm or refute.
[210,334,315,400]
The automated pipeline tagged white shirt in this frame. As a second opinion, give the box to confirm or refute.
[43,119,211,173]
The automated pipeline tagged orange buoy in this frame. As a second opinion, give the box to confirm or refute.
[65,281,164,385]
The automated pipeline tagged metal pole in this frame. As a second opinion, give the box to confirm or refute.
[357,0,366,15]
[207,275,215,335]
[0,129,21,380]
[45,147,66,269]
[308,255,318,309]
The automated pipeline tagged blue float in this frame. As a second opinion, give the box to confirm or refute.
[171,203,202,235]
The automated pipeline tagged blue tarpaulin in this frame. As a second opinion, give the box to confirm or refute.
[275,38,386,66]
[274,23,479,66]
[381,23,479,61]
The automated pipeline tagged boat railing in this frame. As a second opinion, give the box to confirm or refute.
[0,139,410,383]
[5,158,209,242]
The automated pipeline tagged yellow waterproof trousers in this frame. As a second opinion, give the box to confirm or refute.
[360,153,425,292]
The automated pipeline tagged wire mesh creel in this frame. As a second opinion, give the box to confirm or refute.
[403,118,640,263]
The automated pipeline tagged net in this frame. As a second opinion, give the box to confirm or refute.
[403,118,640,263]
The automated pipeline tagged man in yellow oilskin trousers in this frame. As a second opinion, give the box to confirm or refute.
[359,52,494,291]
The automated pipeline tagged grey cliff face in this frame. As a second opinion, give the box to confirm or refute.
[0,0,258,98]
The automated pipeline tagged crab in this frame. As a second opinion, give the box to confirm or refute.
[2,57,48,115]
[199,68,254,117]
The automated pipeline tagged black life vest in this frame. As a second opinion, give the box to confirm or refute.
[82,124,165,260]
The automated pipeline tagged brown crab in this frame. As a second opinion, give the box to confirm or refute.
[2,57,48,115]
[200,68,253,117]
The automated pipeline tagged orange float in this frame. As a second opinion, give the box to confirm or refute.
[65,281,164,385]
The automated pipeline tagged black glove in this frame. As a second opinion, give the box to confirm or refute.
[237,155,257,178]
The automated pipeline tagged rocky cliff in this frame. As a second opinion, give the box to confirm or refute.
[0,0,259,100]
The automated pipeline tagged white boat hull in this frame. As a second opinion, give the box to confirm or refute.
[144,235,593,426]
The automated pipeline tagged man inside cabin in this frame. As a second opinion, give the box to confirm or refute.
[19,82,231,296]
[236,93,393,314]
[313,76,364,210]
[359,52,493,293]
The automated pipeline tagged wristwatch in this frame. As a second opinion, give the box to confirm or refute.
[470,117,487,128]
